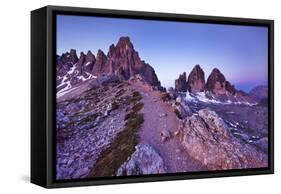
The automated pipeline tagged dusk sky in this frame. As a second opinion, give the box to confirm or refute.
[57,15,268,92]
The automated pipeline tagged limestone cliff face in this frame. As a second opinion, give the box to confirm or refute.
[175,65,237,96]
[187,64,205,93]
[56,36,161,91]
[175,72,187,92]
[103,36,161,86]
[206,68,236,95]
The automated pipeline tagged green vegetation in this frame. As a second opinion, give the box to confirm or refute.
[67,112,101,127]
[89,90,144,177]
[132,102,144,113]
[124,102,143,121]
[131,91,142,102]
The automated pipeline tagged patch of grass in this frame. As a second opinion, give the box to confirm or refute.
[89,90,144,177]
[132,102,144,113]
[64,112,101,130]
[125,113,144,129]
[89,112,144,177]
[132,91,140,97]
[174,109,182,119]
[124,112,135,121]
[161,92,171,102]
[131,91,142,102]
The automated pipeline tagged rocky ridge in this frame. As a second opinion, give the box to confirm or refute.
[57,36,161,96]
[249,85,268,101]
[175,65,258,105]
[56,37,268,179]
[56,80,139,179]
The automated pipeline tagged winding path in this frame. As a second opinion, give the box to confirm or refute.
[130,81,206,173]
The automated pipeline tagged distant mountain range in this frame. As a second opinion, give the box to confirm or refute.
[56,36,267,106]
[249,85,268,100]
[174,65,267,105]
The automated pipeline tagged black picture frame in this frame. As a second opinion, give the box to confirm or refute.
[31,5,274,188]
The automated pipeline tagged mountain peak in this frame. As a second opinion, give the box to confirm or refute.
[85,50,95,63]
[92,49,108,76]
[116,36,134,50]
[206,67,236,95]
[57,36,161,94]
[194,64,202,69]
[97,49,105,56]
[86,50,93,56]
[249,85,268,100]
[212,68,221,73]
[69,49,78,63]
[175,72,187,92]
[187,64,205,93]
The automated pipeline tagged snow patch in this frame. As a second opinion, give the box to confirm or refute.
[56,63,97,98]
[185,91,256,106]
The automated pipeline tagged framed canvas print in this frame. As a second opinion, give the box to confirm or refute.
[31,5,274,188]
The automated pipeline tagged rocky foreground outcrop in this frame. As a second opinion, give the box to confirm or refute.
[116,144,166,176]
[177,108,268,170]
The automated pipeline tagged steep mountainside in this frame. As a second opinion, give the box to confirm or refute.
[175,65,257,105]
[56,36,161,96]
[187,64,205,93]
[206,68,236,95]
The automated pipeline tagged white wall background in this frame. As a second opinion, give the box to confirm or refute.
[0,0,279,193]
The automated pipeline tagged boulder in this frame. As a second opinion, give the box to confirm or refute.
[116,144,166,176]
[174,96,192,118]
[160,129,171,142]
[179,108,268,170]
[160,113,168,118]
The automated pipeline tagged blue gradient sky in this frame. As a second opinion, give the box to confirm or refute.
[57,15,268,92]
